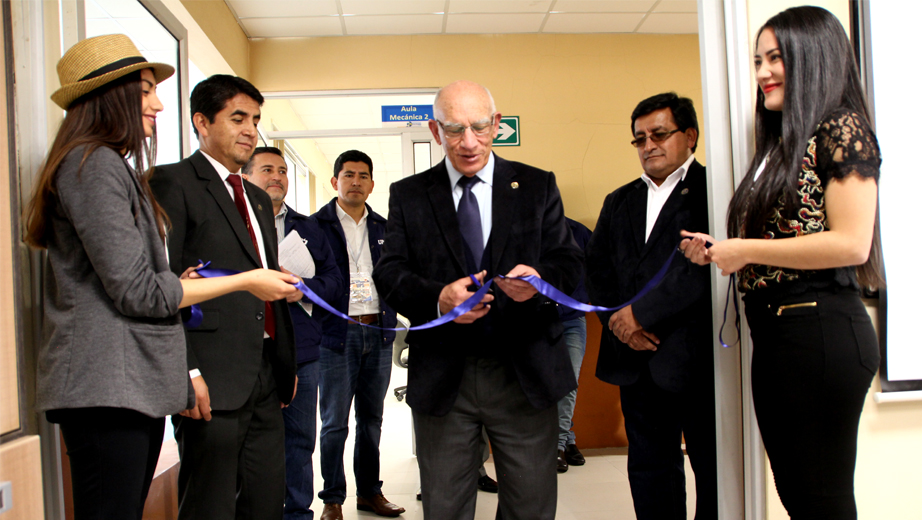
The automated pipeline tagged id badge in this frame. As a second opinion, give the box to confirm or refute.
[350,271,373,303]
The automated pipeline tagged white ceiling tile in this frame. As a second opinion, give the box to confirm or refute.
[85,19,124,39]
[228,0,339,18]
[241,16,343,37]
[84,0,108,19]
[341,0,446,15]
[448,0,552,14]
[446,13,545,33]
[653,0,697,13]
[345,14,444,35]
[543,12,644,32]
[551,0,655,13]
[91,0,152,18]
[635,12,698,33]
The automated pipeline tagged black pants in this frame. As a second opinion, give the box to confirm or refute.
[52,407,165,520]
[745,287,879,520]
[620,363,718,520]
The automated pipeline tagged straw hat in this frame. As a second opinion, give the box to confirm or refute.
[51,34,174,110]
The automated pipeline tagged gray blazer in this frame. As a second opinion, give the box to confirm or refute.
[37,146,192,418]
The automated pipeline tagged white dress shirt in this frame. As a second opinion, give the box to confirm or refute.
[445,152,494,250]
[640,154,695,242]
[335,202,380,315]
[202,151,269,269]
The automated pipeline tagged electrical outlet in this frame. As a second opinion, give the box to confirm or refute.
[0,481,11,513]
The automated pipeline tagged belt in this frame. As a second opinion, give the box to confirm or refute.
[349,314,379,325]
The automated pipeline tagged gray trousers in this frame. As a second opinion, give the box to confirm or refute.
[414,357,557,520]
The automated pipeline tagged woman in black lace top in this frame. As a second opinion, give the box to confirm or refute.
[682,6,882,519]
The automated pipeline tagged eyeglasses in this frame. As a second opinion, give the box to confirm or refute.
[630,129,682,148]
[436,115,495,139]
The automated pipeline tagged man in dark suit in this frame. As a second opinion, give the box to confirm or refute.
[312,150,404,520]
[585,92,716,520]
[373,80,583,520]
[150,75,299,520]
[244,146,344,520]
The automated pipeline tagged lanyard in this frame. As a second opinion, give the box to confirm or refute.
[346,220,369,272]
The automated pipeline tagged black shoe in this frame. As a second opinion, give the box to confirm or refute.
[565,443,585,466]
[556,449,568,473]
[416,491,422,501]
[477,474,498,493]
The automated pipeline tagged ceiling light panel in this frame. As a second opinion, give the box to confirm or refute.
[241,16,343,37]
[340,0,447,15]
[543,12,645,32]
[345,14,444,35]
[448,0,552,14]
[551,0,656,13]
[227,0,339,18]
[446,13,545,33]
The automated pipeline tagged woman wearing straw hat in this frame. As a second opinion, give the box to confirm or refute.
[24,34,299,519]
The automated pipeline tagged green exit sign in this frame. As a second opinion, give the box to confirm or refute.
[493,116,519,146]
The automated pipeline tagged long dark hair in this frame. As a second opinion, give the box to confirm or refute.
[727,6,884,288]
[24,70,169,248]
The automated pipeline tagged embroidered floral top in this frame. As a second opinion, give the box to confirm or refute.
[738,109,881,294]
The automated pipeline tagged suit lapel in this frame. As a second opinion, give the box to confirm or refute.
[191,152,262,267]
[640,161,698,259]
[626,183,647,256]
[490,156,518,273]
[427,164,467,272]
[246,178,277,266]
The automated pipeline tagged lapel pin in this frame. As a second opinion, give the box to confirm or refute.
[257,204,263,210]
[681,188,689,195]
[378,239,385,245]
[511,182,519,189]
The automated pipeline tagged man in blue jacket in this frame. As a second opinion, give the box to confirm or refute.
[244,147,343,520]
[312,150,403,520]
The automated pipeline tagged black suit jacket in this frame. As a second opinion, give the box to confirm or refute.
[373,155,583,416]
[586,160,712,393]
[150,151,296,410]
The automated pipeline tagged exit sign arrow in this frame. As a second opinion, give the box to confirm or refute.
[493,116,520,147]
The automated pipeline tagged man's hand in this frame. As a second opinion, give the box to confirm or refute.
[282,375,298,408]
[608,306,660,351]
[438,271,494,324]
[180,375,212,421]
[625,329,661,352]
[495,265,540,302]
[280,267,305,303]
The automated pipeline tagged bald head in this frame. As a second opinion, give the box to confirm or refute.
[429,81,501,176]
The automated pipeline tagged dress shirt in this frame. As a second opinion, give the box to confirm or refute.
[445,152,494,250]
[202,151,269,270]
[274,203,288,244]
[640,154,694,242]
[335,202,380,316]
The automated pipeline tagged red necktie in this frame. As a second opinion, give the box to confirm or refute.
[226,174,276,339]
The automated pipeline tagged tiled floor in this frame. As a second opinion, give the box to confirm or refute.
[312,368,697,520]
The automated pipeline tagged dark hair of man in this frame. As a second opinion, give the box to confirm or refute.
[242,146,284,176]
[630,92,699,152]
[25,71,169,248]
[333,149,374,179]
[726,5,883,288]
[190,74,264,137]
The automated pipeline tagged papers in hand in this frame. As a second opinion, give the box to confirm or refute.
[279,230,315,315]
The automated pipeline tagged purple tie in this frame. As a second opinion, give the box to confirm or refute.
[457,175,483,267]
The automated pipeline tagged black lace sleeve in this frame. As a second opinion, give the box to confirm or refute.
[815,109,882,184]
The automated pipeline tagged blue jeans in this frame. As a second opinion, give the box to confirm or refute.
[318,323,393,504]
[283,360,321,520]
[557,316,587,450]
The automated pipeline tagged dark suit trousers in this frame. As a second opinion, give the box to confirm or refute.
[620,363,717,520]
[173,355,285,520]
[413,357,557,520]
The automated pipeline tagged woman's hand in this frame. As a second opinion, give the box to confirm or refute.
[241,269,301,301]
[706,238,749,276]
[179,263,204,280]
[679,230,716,265]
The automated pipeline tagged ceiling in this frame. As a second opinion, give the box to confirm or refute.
[224,0,699,38]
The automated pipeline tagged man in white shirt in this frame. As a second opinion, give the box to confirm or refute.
[585,93,717,520]
[312,150,404,520]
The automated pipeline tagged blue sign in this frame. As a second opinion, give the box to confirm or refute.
[381,105,434,124]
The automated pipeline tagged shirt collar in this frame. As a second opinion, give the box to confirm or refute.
[276,204,288,220]
[335,200,368,225]
[202,150,238,182]
[446,152,495,191]
[640,154,695,191]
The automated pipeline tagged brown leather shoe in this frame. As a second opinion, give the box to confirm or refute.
[320,502,343,520]
[356,494,405,517]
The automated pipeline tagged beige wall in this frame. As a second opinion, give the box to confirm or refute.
[179,0,250,78]
[249,34,703,229]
